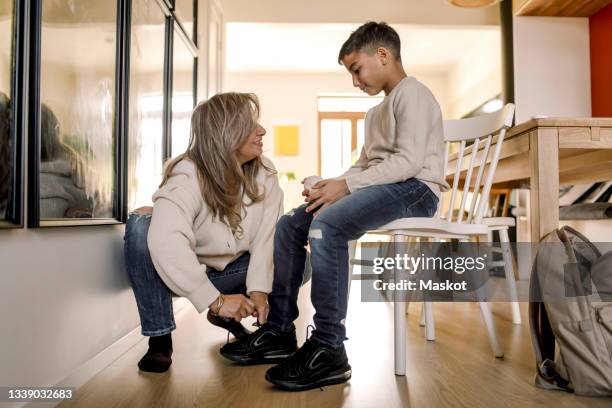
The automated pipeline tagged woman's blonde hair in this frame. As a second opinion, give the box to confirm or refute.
[161,92,270,234]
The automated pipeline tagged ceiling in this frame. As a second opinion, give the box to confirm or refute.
[226,23,501,74]
[513,0,612,17]
[220,0,500,26]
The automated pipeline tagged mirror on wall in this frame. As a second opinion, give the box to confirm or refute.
[30,0,120,226]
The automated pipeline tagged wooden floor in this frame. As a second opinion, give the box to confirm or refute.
[60,281,612,408]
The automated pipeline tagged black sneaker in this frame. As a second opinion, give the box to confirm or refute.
[206,310,252,340]
[219,323,297,365]
[265,338,351,391]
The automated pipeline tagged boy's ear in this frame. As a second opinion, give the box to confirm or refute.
[377,47,390,65]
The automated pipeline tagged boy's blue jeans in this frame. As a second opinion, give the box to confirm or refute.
[124,212,251,336]
[267,178,438,347]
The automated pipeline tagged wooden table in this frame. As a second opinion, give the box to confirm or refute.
[447,118,612,243]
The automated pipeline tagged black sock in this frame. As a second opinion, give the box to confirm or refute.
[148,333,172,351]
[138,334,173,373]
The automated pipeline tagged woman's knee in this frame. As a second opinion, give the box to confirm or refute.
[125,214,152,252]
[133,206,153,216]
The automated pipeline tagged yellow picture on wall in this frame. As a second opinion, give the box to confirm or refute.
[274,125,299,156]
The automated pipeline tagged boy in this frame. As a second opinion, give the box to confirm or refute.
[220,22,449,391]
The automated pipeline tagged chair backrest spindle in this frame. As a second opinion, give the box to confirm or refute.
[467,134,492,224]
[446,140,466,222]
[457,137,480,223]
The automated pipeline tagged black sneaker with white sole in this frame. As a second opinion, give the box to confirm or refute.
[219,323,297,365]
[265,338,351,391]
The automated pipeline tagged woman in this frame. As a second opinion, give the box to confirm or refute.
[124,92,283,373]
[39,103,93,218]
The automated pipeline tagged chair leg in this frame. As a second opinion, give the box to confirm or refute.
[393,234,406,376]
[478,301,504,358]
[499,228,521,325]
[394,296,406,375]
[348,240,357,276]
[424,302,435,341]
[466,237,504,358]
[419,303,425,326]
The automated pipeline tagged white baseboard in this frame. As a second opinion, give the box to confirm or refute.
[20,298,192,408]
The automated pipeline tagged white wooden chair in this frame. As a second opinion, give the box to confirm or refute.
[349,104,516,375]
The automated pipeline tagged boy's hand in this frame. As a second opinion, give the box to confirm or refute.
[249,291,269,325]
[305,179,350,215]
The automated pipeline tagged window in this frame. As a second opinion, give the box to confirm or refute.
[170,26,196,158]
[26,0,200,226]
[127,0,166,211]
[317,95,382,178]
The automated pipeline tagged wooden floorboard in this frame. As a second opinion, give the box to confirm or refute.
[59,282,612,408]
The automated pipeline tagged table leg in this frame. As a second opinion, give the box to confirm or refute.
[529,128,559,243]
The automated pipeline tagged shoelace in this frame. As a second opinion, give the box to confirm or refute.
[306,324,315,339]
[226,319,264,345]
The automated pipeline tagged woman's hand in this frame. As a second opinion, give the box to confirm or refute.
[210,294,255,322]
[250,291,269,325]
[305,179,350,215]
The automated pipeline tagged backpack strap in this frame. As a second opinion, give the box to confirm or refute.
[561,225,602,258]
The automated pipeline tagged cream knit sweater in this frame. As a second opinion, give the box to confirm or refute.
[340,76,450,196]
[147,156,283,313]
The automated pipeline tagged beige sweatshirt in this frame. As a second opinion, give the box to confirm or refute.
[147,156,283,313]
[339,76,450,197]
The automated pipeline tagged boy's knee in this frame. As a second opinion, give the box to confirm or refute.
[275,213,294,236]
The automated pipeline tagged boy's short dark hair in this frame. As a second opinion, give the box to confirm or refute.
[338,22,402,64]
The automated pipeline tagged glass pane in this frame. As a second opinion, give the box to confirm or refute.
[39,0,117,219]
[320,119,351,179]
[127,0,165,211]
[173,0,194,40]
[0,0,13,221]
[171,29,195,157]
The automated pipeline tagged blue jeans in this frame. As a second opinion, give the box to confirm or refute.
[267,178,438,347]
[124,212,252,336]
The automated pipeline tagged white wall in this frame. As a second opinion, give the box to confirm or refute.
[225,70,449,210]
[447,32,501,119]
[0,226,136,388]
[513,16,591,123]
